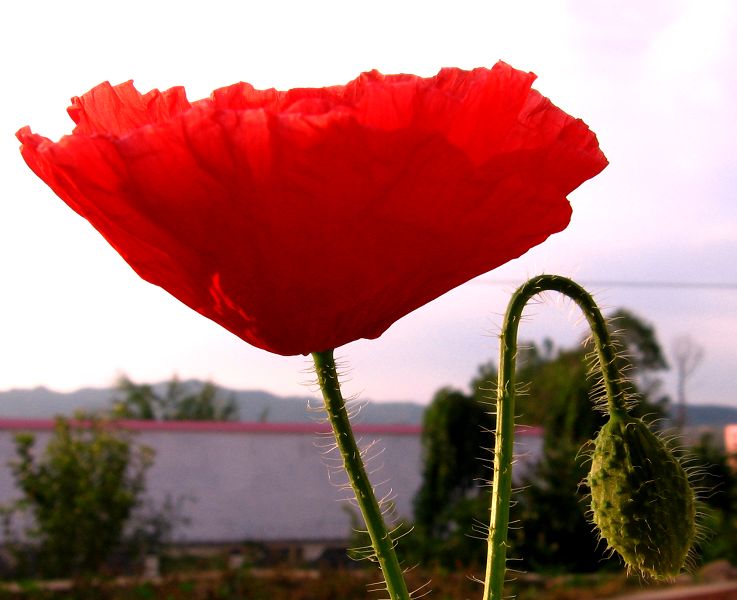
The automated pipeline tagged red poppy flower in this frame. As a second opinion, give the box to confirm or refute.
[17,62,607,356]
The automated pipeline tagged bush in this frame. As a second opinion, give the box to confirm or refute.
[4,416,153,578]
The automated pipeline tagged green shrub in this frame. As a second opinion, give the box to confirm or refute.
[4,416,153,578]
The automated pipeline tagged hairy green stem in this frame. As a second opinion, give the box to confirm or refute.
[312,350,410,600]
[483,275,626,600]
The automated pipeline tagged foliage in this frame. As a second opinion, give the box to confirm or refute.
[413,387,493,543]
[502,311,671,573]
[413,308,673,570]
[124,493,193,558]
[603,308,670,410]
[111,376,237,421]
[508,437,611,573]
[689,435,737,517]
[472,312,670,439]
[4,416,153,577]
[686,435,737,565]
[607,308,669,373]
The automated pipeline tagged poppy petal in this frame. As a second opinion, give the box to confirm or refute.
[18,63,607,356]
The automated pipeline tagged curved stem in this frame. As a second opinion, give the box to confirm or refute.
[312,350,411,600]
[483,275,626,600]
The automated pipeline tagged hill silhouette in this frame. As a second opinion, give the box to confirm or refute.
[0,381,425,425]
[0,382,734,429]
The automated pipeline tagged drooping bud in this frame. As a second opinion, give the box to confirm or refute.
[588,413,695,579]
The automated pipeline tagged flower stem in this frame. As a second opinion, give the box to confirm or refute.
[483,275,626,600]
[312,349,411,600]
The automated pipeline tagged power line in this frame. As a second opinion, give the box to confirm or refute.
[476,279,737,291]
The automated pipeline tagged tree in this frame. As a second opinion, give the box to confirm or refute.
[413,388,494,548]
[504,311,670,572]
[672,335,704,429]
[6,416,153,577]
[509,435,611,572]
[608,308,669,373]
[471,309,670,439]
[112,376,238,421]
[413,308,672,570]
[606,308,670,410]
[686,434,737,564]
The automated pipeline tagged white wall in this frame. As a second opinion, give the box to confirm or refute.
[0,421,543,544]
[142,427,423,543]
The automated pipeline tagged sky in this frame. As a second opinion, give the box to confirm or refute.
[1,1,736,408]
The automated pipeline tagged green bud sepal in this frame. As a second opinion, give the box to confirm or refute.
[588,413,696,579]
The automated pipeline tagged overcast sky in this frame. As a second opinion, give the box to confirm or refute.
[1,1,735,409]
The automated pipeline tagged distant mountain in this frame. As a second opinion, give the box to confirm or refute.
[0,386,113,419]
[1,382,733,430]
[0,381,426,425]
[672,404,737,428]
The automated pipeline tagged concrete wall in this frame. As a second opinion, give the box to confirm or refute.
[0,419,543,545]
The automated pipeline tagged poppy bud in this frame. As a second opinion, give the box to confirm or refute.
[588,413,695,579]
